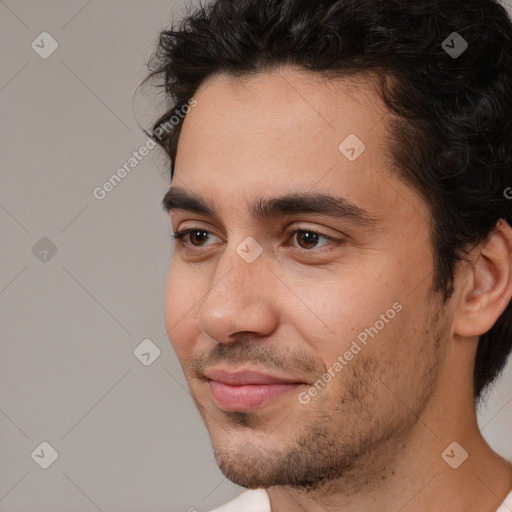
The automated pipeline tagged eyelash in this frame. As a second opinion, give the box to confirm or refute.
[171,227,337,252]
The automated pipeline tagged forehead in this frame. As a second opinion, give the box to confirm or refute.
[172,66,425,225]
[177,67,387,159]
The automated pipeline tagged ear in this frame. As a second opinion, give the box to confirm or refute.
[454,220,512,337]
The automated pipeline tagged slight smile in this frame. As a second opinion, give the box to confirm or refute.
[205,368,307,412]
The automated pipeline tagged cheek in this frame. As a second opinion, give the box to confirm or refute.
[283,261,422,379]
[287,267,400,348]
[164,263,200,357]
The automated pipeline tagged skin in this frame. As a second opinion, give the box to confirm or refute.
[164,66,512,512]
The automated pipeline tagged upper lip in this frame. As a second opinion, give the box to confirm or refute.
[205,368,305,386]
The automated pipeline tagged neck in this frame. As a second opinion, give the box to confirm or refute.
[266,385,512,512]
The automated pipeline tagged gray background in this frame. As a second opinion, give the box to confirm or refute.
[1,1,511,511]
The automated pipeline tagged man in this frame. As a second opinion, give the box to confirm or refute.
[144,0,512,510]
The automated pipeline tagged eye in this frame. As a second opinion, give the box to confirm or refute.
[172,228,222,247]
[171,226,340,253]
[287,228,334,250]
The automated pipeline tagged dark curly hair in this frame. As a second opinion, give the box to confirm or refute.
[144,0,512,401]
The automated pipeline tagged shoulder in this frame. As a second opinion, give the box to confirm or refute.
[206,489,270,512]
[496,487,512,512]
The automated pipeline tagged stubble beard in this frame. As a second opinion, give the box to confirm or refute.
[202,292,447,493]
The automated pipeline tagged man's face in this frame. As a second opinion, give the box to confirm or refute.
[164,67,451,489]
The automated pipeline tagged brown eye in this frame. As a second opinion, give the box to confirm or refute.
[286,227,336,251]
[295,230,321,249]
[173,228,220,248]
[188,230,211,246]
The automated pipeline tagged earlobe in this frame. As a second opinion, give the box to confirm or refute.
[454,220,512,337]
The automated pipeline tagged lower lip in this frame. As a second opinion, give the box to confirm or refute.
[208,380,301,412]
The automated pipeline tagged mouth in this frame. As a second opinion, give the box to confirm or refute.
[204,368,307,412]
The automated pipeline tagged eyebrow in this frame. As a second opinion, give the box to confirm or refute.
[162,187,378,226]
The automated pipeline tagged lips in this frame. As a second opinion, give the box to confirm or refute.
[205,368,303,385]
[204,368,305,412]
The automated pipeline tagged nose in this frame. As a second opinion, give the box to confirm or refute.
[197,244,279,345]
